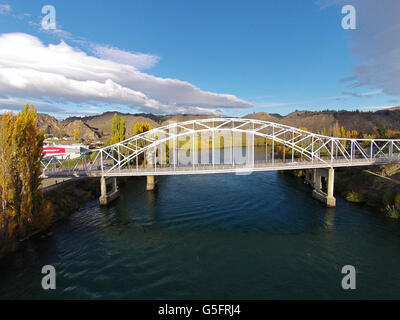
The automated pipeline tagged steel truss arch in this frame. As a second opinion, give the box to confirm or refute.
[41,118,400,177]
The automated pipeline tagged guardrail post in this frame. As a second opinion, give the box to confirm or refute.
[272,126,275,164]
[118,145,121,171]
[193,123,195,169]
[252,123,255,167]
[212,120,215,168]
[311,136,314,163]
[370,140,373,160]
[351,140,354,162]
[100,150,104,174]
[291,130,294,163]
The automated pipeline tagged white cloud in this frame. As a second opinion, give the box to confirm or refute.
[320,0,400,98]
[0,109,15,115]
[340,89,382,99]
[360,105,398,110]
[93,45,160,70]
[0,97,64,113]
[0,4,11,15]
[0,33,253,115]
[0,97,103,117]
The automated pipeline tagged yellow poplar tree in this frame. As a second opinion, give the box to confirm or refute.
[73,129,79,140]
[133,121,151,136]
[13,105,52,233]
[110,113,120,144]
[0,113,15,241]
[133,122,151,166]
[119,116,126,142]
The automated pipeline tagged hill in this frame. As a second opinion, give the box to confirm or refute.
[37,114,100,139]
[34,107,400,141]
[245,109,400,134]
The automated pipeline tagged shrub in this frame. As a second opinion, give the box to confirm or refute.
[346,191,365,203]
[395,193,400,211]
[383,189,395,206]
[385,205,400,219]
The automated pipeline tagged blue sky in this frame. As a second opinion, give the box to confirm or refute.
[0,0,399,118]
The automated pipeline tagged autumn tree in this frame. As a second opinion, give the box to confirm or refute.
[0,105,53,246]
[340,126,346,138]
[73,129,79,140]
[133,122,152,166]
[350,130,358,138]
[109,113,126,144]
[133,121,151,136]
[13,105,52,234]
[0,113,15,241]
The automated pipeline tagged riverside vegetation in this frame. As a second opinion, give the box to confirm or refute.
[0,111,154,258]
[286,121,400,218]
[0,105,54,257]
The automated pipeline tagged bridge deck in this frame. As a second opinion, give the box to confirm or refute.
[43,157,400,178]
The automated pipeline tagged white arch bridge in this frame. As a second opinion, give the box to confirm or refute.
[41,118,400,207]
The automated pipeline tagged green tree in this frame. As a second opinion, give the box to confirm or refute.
[395,193,400,211]
[376,122,388,138]
[110,113,120,144]
[340,126,346,138]
[119,116,126,142]
[109,113,126,145]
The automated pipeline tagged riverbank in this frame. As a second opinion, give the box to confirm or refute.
[286,165,400,218]
[335,165,400,218]
[0,177,130,259]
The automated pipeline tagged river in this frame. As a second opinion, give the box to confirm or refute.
[1,149,400,299]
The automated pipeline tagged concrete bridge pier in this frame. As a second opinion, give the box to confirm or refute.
[146,148,157,191]
[312,168,336,207]
[146,175,157,191]
[99,176,120,205]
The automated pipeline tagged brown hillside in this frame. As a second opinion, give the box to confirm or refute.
[37,114,101,139]
[161,114,217,126]
[83,112,159,138]
[62,119,100,139]
[243,109,400,134]
[32,107,400,140]
[37,114,63,136]
[242,112,281,123]
[281,110,400,134]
